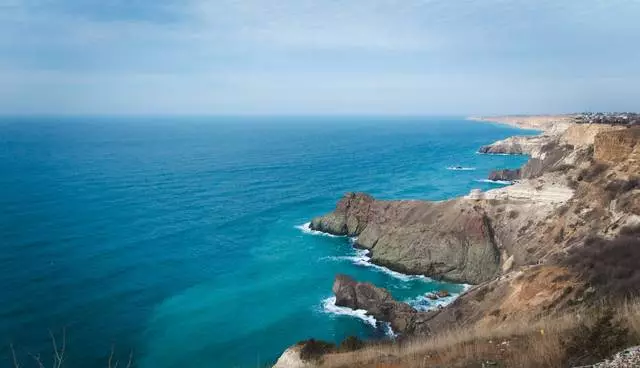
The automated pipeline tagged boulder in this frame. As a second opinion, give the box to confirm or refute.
[437,290,451,298]
[488,169,521,182]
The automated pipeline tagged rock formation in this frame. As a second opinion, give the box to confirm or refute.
[311,195,503,284]
[478,135,552,156]
[332,275,425,334]
[488,168,521,182]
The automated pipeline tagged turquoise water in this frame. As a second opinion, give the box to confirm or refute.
[0,116,533,367]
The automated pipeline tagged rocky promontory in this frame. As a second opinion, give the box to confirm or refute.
[310,194,504,284]
[478,135,553,156]
[332,275,425,334]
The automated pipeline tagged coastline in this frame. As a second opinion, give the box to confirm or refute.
[293,117,550,332]
[467,114,575,134]
[275,115,640,367]
[305,114,566,286]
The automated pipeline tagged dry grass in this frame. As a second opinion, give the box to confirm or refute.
[319,300,640,368]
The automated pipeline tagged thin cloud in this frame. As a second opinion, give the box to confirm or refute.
[0,0,639,114]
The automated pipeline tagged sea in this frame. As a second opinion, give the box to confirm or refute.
[0,116,534,367]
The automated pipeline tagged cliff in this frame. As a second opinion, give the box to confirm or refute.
[594,126,640,168]
[478,135,551,156]
[276,116,640,367]
[311,194,503,284]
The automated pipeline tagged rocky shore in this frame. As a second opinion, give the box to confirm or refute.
[275,115,640,367]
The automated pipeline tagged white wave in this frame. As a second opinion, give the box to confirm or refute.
[446,166,476,171]
[321,296,377,327]
[322,297,396,337]
[327,247,428,282]
[295,222,343,237]
[476,152,523,156]
[406,292,459,312]
[475,179,513,185]
[382,322,397,338]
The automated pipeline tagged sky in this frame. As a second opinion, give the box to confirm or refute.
[1,0,640,115]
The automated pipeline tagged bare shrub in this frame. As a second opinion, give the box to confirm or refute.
[338,336,365,352]
[605,177,640,200]
[8,329,133,368]
[564,232,640,299]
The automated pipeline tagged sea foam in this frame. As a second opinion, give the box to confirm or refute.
[348,249,427,282]
[322,296,396,337]
[321,296,377,327]
[475,179,513,185]
[298,222,428,281]
[405,284,472,312]
[295,222,342,237]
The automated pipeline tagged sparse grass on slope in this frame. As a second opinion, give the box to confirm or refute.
[315,301,640,368]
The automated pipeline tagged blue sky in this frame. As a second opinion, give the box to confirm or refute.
[1,0,639,115]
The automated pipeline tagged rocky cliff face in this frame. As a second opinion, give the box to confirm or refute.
[594,127,640,168]
[561,123,624,147]
[478,135,551,156]
[310,192,374,236]
[311,195,503,284]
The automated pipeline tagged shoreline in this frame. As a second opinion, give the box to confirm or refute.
[297,222,469,336]
[307,117,567,285]
[276,115,640,367]
[467,114,575,134]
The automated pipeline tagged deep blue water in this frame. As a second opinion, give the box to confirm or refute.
[0,116,533,367]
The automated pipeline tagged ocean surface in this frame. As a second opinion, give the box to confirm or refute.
[0,116,534,367]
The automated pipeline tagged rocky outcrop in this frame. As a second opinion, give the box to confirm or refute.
[478,135,552,157]
[333,275,424,334]
[309,193,374,236]
[488,168,521,182]
[311,194,502,284]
